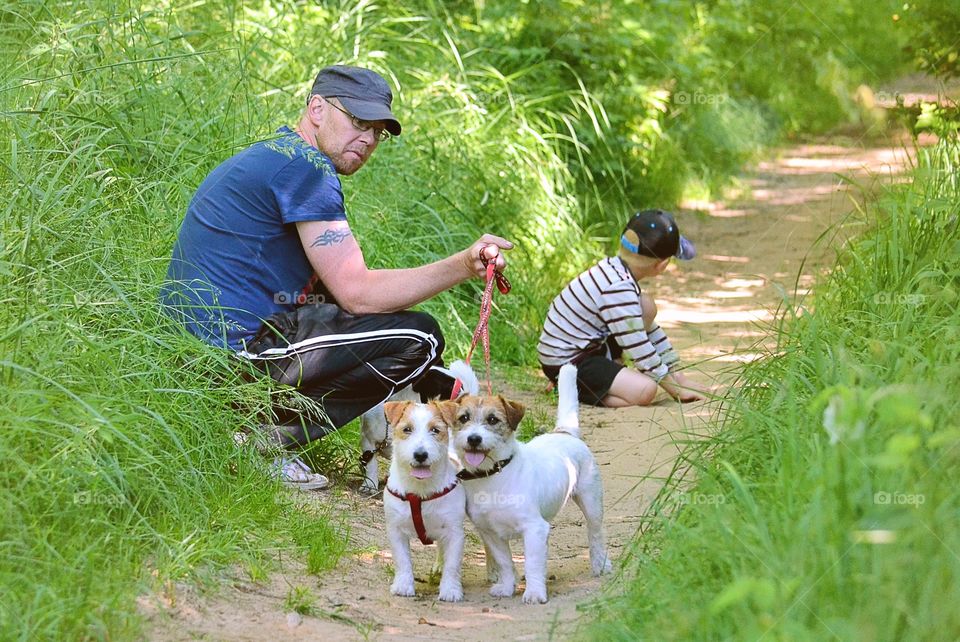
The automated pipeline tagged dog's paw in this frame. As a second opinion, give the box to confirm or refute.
[438,583,464,602]
[489,582,515,598]
[522,586,548,604]
[390,576,416,597]
[592,555,613,576]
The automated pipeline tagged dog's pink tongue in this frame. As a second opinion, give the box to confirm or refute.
[410,467,432,479]
[464,451,486,467]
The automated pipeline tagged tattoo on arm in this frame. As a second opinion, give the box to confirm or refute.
[310,229,353,247]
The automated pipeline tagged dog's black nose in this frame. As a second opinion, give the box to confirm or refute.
[413,450,428,463]
[467,434,482,448]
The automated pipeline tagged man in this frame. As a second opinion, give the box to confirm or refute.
[161,65,512,486]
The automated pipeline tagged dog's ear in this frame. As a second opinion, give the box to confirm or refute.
[383,401,412,427]
[498,396,525,430]
[434,399,461,427]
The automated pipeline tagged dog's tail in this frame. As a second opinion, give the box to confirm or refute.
[554,363,580,438]
[448,359,480,397]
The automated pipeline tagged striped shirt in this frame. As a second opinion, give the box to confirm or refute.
[537,257,679,381]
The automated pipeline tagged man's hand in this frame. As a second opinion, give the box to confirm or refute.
[460,234,513,279]
[660,372,708,403]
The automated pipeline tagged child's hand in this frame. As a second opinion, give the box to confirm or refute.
[661,372,708,403]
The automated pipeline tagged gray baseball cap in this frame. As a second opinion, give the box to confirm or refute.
[309,65,401,136]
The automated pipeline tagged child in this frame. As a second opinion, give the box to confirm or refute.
[538,209,707,406]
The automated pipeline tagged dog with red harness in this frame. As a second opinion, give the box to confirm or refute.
[381,362,477,601]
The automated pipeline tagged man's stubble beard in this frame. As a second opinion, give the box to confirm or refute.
[318,138,368,176]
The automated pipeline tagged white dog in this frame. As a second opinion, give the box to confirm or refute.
[382,399,467,602]
[359,386,418,494]
[438,364,612,604]
[381,362,478,601]
[359,363,476,494]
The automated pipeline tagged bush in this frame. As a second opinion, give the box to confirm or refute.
[901,0,960,80]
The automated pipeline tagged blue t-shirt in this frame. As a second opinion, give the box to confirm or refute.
[160,126,345,350]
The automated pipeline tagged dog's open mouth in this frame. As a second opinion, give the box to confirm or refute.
[410,465,433,479]
[463,450,488,467]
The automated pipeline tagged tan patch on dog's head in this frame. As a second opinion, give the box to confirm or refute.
[444,395,525,436]
[383,400,413,428]
[435,399,462,428]
[386,401,451,444]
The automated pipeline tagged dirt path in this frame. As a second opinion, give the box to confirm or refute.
[143,137,917,641]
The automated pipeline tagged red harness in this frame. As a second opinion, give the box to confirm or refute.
[386,481,460,545]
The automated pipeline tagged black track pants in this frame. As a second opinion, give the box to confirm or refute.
[239,303,446,446]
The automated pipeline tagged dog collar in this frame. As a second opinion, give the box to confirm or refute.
[386,480,460,545]
[360,436,389,466]
[456,455,514,481]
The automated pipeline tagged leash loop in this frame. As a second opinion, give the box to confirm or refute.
[450,250,508,398]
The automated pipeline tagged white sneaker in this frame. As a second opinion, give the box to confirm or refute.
[272,456,329,491]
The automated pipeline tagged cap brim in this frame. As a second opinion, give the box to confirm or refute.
[676,236,696,261]
[338,96,402,136]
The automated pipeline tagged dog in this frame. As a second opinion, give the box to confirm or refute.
[359,386,418,494]
[438,363,613,604]
[382,398,467,601]
[359,362,477,494]
[380,362,479,601]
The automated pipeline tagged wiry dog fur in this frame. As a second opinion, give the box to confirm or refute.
[438,364,612,603]
[359,386,418,494]
[359,361,479,494]
[381,363,478,601]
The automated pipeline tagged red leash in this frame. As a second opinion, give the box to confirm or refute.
[450,256,510,398]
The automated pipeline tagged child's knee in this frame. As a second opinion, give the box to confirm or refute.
[632,385,657,406]
[607,369,658,406]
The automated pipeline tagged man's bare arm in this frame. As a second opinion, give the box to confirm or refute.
[296,220,512,315]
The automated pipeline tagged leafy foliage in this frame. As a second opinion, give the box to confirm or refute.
[0,0,942,638]
[901,0,960,80]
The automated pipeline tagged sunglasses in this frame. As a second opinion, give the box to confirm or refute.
[323,97,391,142]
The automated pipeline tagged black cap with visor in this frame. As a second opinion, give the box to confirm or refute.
[620,209,696,261]
[309,65,401,136]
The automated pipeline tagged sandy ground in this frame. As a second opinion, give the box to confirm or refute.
[142,135,919,641]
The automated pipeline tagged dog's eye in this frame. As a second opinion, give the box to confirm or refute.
[401,425,412,434]
[486,414,500,425]
[458,413,470,423]
[430,426,442,435]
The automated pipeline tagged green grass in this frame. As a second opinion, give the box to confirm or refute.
[282,585,316,616]
[0,0,939,639]
[584,139,960,640]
